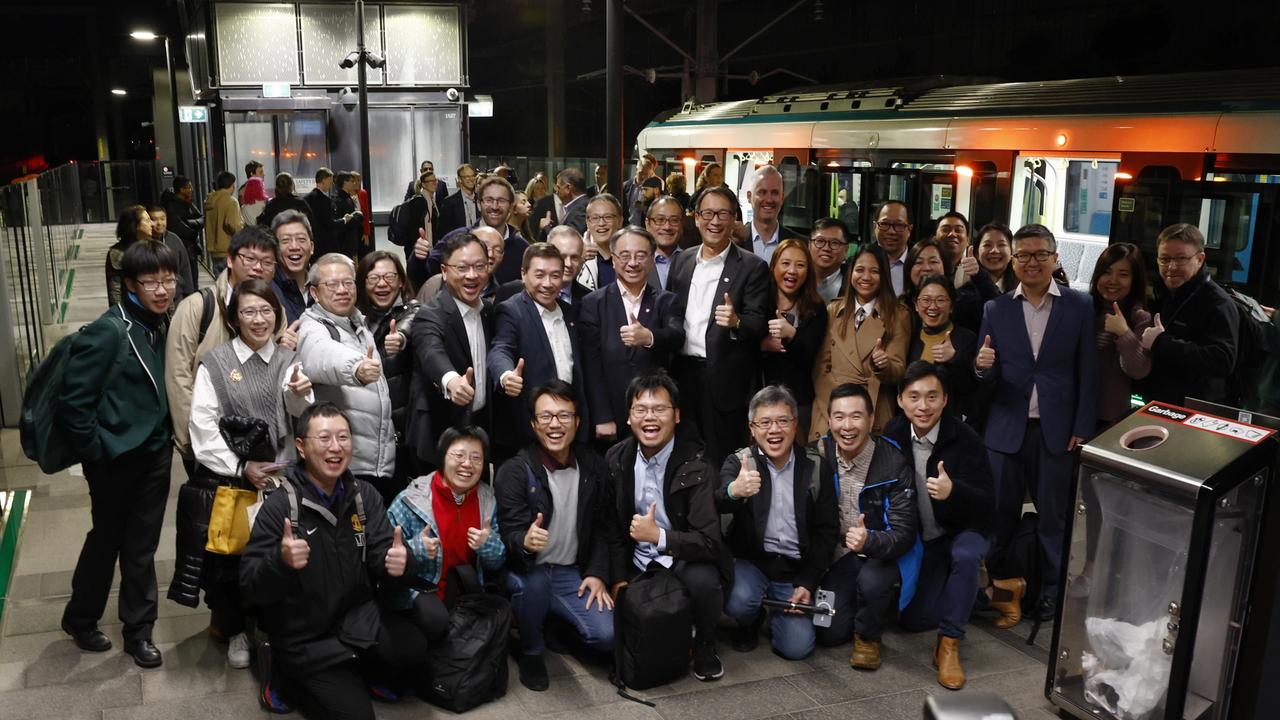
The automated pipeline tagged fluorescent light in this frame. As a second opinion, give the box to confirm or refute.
[130,31,159,40]
[111,88,127,96]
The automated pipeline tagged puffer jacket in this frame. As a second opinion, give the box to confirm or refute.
[297,304,396,478]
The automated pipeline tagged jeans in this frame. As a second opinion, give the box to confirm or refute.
[724,559,815,660]
[813,551,899,646]
[507,563,614,655]
[900,530,990,639]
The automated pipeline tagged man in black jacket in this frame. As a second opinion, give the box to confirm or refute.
[884,362,1019,690]
[304,168,358,256]
[606,372,727,681]
[718,385,839,661]
[810,383,917,670]
[162,175,204,281]
[494,380,615,692]
[240,403,424,720]
[1141,222,1240,405]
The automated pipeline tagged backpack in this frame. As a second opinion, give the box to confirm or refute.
[613,562,693,698]
[1225,286,1271,407]
[422,586,510,712]
[20,317,129,473]
[386,199,417,248]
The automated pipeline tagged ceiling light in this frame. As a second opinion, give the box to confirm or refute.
[111,88,127,96]
[130,31,159,41]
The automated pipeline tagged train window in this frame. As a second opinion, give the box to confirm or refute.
[1064,160,1118,238]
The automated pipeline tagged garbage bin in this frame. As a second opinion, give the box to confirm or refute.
[1047,401,1277,720]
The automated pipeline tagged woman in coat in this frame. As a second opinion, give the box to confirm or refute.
[811,243,911,436]
[172,279,313,669]
[62,241,178,668]
[257,172,313,229]
[105,205,154,307]
[761,238,828,439]
[1089,242,1153,427]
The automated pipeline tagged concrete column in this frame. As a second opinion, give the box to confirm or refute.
[545,0,566,158]
[695,0,718,103]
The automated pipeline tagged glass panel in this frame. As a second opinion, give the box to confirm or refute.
[1053,469,1193,720]
[412,106,464,201]
[224,113,277,194]
[300,4,384,86]
[383,6,463,86]
[277,112,329,194]
[215,3,300,86]
[928,180,954,220]
[822,171,863,242]
[1064,160,1118,237]
[368,108,413,213]
[779,157,817,233]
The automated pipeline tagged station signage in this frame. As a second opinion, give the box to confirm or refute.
[178,106,209,123]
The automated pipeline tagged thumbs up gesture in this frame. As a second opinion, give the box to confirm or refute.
[448,367,476,406]
[958,244,980,281]
[279,319,301,351]
[502,358,525,397]
[413,227,432,260]
[539,211,553,230]
[1103,301,1130,337]
[870,336,889,370]
[286,362,312,396]
[768,309,796,341]
[523,512,549,553]
[731,449,762,499]
[926,460,953,500]
[630,501,661,544]
[355,343,382,384]
[383,318,404,356]
[466,524,491,551]
[385,526,408,577]
[931,330,955,364]
[619,312,653,348]
[714,291,739,329]
[421,524,440,560]
[976,334,997,371]
[280,519,310,570]
[845,513,868,552]
[1142,313,1165,351]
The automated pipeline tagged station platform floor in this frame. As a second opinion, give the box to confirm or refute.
[0,223,1059,719]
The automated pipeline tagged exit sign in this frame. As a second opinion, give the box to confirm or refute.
[178,106,208,123]
[262,82,292,98]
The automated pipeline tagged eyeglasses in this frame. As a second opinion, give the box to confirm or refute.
[875,221,909,232]
[446,449,484,465]
[696,209,734,222]
[751,417,795,431]
[444,262,489,275]
[237,253,277,269]
[137,278,178,293]
[318,279,356,291]
[1156,254,1200,267]
[615,251,651,264]
[630,404,672,418]
[238,307,276,320]
[458,173,477,180]
[588,214,620,223]
[916,296,951,308]
[306,432,352,446]
[1012,251,1054,264]
[534,411,577,426]
[811,237,848,250]
[648,215,682,227]
[365,272,399,286]
[480,196,510,206]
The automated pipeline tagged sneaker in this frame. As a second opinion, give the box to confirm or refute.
[258,642,293,715]
[691,642,724,681]
[226,632,251,669]
[517,653,550,691]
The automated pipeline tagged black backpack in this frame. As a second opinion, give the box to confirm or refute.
[1224,286,1272,407]
[422,583,510,712]
[613,562,692,698]
[386,199,417,248]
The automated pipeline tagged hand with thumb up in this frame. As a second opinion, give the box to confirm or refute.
[1103,301,1131,338]
[448,367,476,406]
[279,319,302,351]
[384,526,408,577]
[466,524,491,551]
[523,512,549,553]
[870,336,889,370]
[383,318,404,356]
[421,524,440,560]
[539,211,553,230]
[356,343,382,385]
[502,358,525,397]
[1141,313,1165,351]
[280,519,311,570]
[619,312,652,348]
[931,330,956,364]
[287,362,312,397]
[926,460,953,500]
[959,245,980,280]
[630,501,660,544]
[845,513,868,552]
[768,309,796,341]
[975,334,996,371]
[714,291,739,329]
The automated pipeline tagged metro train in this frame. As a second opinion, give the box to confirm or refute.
[636,67,1280,303]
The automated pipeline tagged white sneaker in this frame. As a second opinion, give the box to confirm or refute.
[227,632,251,669]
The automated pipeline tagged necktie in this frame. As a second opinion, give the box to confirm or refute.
[855,307,866,331]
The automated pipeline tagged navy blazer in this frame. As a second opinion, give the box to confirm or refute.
[488,292,589,445]
[977,285,1098,455]
[578,282,686,427]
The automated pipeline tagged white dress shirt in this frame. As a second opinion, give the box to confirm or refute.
[440,296,487,410]
[681,244,729,358]
[538,301,575,383]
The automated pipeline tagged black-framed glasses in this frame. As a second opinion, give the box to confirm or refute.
[874,221,909,232]
[1012,251,1054,264]
[534,411,577,426]
[811,237,848,250]
[696,209,734,222]
[237,253,276,269]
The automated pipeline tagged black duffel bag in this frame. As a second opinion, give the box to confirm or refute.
[421,566,510,713]
[614,561,692,696]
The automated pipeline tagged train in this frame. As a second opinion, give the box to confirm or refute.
[636,67,1280,303]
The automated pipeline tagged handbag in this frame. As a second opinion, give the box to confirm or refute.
[217,415,275,462]
[206,485,258,555]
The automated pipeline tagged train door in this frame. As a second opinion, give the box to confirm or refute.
[859,166,958,242]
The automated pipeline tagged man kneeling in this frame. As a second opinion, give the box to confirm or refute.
[606,372,730,681]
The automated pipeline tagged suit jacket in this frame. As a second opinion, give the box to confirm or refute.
[435,191,470,238]
[579,282,686,427]
[407,288,495,465]
[559,194,588,235]
[977,285,1098,455]
[734,224,805,257]
[304,188,340,255]
[668,243,770,411]
[487,292,589,447]
[496,279,590,320]
[810,299,912,437]
[647,248,682,291]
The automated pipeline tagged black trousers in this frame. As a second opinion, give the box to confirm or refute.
[814,550,900,645]
[673,356,750,468]
[63,444,172,643]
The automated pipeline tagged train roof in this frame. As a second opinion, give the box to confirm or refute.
[649,67,1280,126]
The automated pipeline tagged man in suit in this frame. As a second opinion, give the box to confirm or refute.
[669,186,770,465]
[304,168,358,257]
[812,218,851,303]
[975,223,1098,622]
[408,231,495,469]
[435,163,479,237]
[645,196,685,289]
[872,200,913,297]
[412,176,529,287]
[532,168,590,241]
[587,163,606,197]
[620,153,657,222]
[579,226,686,443]
[494,225,591,315]
[403,159,449,204]
[578,194,624,291]
[736,165,803,263]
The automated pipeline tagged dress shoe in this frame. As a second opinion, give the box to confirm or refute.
[62,621,112,653]
[124,639,163,668]
[934,636,965,690]
[518,653,549,691]
[1036,596,1058,622]
[989,577,1027,629]
[849,633,881,670]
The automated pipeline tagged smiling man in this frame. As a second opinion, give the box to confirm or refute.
[740,165,802,263]
[873,200,913,297]
[270,210,315,323]
[644,196,685,289]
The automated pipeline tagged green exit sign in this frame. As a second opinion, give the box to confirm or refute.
[178,106,208,123]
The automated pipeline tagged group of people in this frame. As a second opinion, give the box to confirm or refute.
[59,152,1266,720]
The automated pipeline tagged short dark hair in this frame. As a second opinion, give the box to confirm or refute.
[557,168,587,194]
[146,204,166,219]
[228,278,285,335]
[334,171,352,187]
[173,175,192,192]
[646,195,684,219]
[521,242,564,272]
[528,379,578,416]
[938,211,970,233]
[294,401,350,441]
[229,225,279,258]
[878,199,911,222]
[437,425,490,465]
[696,186,738,212]
[915,273,957,304]
[1012,223,1056,251]
[120,240,179,280]
[626,370,680,411]
[274,172,297,197]
[315,167,333,184]
[609,225,657,253]
[587,192,624,218]
[899,360,948,397]
[245,160,263,178]
[1156,222,1205,253]
[976,222,1012,246]
[441,231,486,263]
[812,217,848,239]
[214,171,236,190]
[828,383,873,416]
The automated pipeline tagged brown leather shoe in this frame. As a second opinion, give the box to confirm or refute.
[934,636,965,690]
[989,577,1026,629]
[849,633,881,670]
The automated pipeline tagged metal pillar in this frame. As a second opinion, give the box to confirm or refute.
[605,0,624,195]
[164,36,184,176]
[695,0,718,103]
[545,0,566,158]
[356,0,374,212]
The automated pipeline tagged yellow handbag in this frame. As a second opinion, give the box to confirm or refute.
[206,486,259,555]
